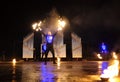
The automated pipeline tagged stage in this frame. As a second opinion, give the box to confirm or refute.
[0,61,120,82]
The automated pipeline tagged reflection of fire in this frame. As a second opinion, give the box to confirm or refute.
[100,54,119,81]
[57,57,61,69]
[97,54,102,59]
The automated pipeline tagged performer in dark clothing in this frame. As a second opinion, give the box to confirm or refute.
[41,42,47,60]
[41,31,57,64]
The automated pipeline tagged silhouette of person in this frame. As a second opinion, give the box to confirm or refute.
[41,42,47,60]
[41,31,58,65]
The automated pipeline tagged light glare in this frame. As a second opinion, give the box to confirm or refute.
[32,23,37,29]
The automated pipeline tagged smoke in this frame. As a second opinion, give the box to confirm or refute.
[41,8,69,34]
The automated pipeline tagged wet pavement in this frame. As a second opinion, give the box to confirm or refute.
[0,61,120,82]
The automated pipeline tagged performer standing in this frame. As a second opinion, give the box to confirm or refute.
[41,42,47,60]
[41,31,58,65]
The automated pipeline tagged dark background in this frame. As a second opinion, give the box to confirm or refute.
[1,0,120,59]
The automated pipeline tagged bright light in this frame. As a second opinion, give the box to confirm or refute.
[32,23,37,30]
[57,19,66,31]
[112,52,118,59]
[36,28,39,31]
[57,57,61,69]
[12,58,16,63]
[57,57,61,63]
[38,21,42,27]
[58,20,66,27]
[32,21,42,31]
[97,53,102,59]
[12,58,16,66]
[100,42,108,53]
[100,59,119,81]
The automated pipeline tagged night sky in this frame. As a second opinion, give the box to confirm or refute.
[1,0,120,57]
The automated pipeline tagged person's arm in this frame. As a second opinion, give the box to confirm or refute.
[53,30,58,36]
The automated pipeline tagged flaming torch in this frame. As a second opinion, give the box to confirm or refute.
[57,18,66,31]
[32,21,42,31]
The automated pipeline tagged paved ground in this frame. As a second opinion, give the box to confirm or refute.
[0,60,119,82]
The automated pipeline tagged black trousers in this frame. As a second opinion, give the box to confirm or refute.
[45,46,56,63]
[41,52,45,60]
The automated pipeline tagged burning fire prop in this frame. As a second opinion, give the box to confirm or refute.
[32,18,66,32]
[100,52,119,81]
[32,21,42,31]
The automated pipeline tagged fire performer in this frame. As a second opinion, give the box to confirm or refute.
[41,30,58,65]
[32,18,66,64]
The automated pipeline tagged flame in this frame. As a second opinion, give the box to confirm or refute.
[100,54,119,81]
[36,28,39,31]
[97,54,102,59]
[32,23,37,30]
[12,58,16,66]
[57,57,61,69]
[112,52,117,59]
[58,19,66,30]
[38,21,42,27]
[32,21,42,31]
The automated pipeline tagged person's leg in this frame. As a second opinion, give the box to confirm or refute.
[42,52,45,61]
[50,48,56,64]
[44,50,49,65]
[41,52,44,60]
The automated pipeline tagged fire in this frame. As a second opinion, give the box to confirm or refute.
[100,54,119,81]
[12,58,16,66]
[112,52,117,59]
[58,19,66,27]
[37,21,42,27]
[97,54,102,59]
[57,19,66,31]
[57,57,61,69]
[32,21,42,31]
[32,23,37,30]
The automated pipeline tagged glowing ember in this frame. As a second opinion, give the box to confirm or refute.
[97,54,102,59]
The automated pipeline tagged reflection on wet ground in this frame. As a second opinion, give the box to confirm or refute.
[0,61,119,82]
